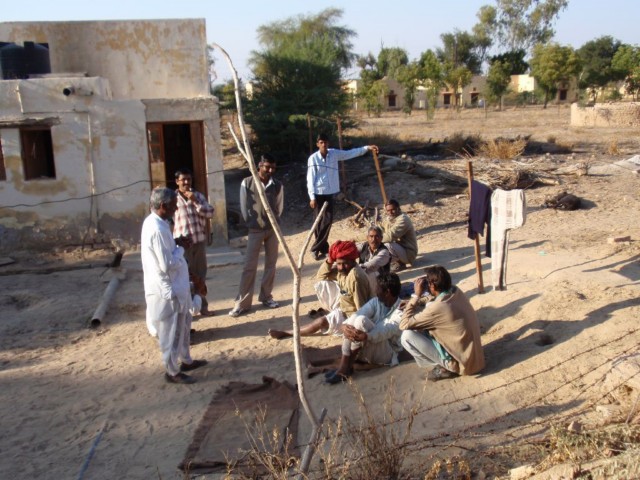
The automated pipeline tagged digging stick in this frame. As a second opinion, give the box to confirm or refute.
[372,149,388,205]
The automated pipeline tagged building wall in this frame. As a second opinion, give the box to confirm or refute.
[0,19,226,250]
[571,102,640,127]
[0,19,210,99]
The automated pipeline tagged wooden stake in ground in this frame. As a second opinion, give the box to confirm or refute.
[467,160,485,294]
[212,43,326,476]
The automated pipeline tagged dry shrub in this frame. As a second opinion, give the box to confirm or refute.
[226,405,298,479]
[317,377,420,479]
[608,138,620,155]
[424,457,472,480]
[547,135,557,144]
[477,138,526,160]
[445,132,482,157]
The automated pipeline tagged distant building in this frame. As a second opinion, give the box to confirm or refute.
[0,19,227,249]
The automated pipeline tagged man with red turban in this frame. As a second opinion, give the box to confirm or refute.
[269,240,373,339]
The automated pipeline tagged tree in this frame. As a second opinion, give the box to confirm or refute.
[212,80,240,111]
[486,59,512,109]
[437,30,483,74]
[356,47,409,116]
[530,43,581,107]
[577,36,623,102]
[414,50,444,119]
[612,44,640,100]
[471,5,498,65]
[489,49,528,74]
[396,62,421,115]
[475,0,568,54]
[246,8,356,160]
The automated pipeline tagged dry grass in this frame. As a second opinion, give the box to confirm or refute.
[445,132,482,157]
[608,138,620,155]
[476,138,527,160]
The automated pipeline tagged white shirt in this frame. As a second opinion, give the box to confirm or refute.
[306,146,369,200]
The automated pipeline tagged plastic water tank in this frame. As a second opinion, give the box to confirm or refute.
[0,41,51,80]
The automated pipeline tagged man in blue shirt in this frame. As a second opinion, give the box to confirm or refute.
[306,133,378,260]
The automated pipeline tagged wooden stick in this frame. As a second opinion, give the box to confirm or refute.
[466,160,485,294]
[337,117,347,194]
[372,149,388,205]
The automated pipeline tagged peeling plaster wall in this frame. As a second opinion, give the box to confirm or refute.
[0,19,227,251]
[0,77,150,249]
[0,19,209,99]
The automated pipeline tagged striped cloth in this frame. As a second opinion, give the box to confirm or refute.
[490,189,526,290]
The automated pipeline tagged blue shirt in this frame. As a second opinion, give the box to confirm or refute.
[306,146,369,200]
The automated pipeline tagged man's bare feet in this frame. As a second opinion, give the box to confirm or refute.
[268,329,292,340]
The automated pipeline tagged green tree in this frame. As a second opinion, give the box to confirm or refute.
[212,80,239,111]
[246,8,355,160]
[437,30,483,74]
[377,47,409,77]
[484,0,569,53]
[471,5,498,65]
[612,44,640,100]
[530,42,581,108]
[418,50,445,119]
[489,49,529,74]
[396,62,421,114]
[577,36,623,103]
[486,59,512,109]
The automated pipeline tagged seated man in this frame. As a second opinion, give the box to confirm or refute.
[357,225,391,292]
[325,273,403,385]
[380,199,418,272]
[269,240,372,339]
[399,265,484,381]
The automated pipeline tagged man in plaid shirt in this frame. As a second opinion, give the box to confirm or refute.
[173,168,215,315]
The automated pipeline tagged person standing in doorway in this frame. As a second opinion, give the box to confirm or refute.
[173,168,215,315]
[306,133,378,261]
[229,154,284,318]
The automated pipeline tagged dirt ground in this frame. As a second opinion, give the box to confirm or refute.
[1,106,639,479]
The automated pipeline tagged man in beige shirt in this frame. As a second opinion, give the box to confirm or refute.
[380,199,418,272]
[400,265,484,381]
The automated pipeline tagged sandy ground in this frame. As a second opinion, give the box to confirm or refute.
[1,106,639,479]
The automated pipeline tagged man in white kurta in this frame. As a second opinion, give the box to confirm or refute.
[141,188,207,384]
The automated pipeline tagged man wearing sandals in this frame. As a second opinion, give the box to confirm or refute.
[324,273,403,385]
[400,265,484,381]
[141,188,207,384]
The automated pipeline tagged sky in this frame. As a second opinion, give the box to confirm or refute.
[2,0,639,83]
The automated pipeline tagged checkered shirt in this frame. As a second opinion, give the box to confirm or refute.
[173,190,214,244]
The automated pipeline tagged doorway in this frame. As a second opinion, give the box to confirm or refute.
[146,122,207,193]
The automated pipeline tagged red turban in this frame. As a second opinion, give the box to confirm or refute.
[329,240,359,262]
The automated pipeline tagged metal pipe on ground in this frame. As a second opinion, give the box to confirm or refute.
[90,272,124,328]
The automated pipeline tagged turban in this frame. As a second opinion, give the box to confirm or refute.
[329,240,359,262]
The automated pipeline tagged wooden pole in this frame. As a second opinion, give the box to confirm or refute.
[337,117,347,194]
[307,113,313,155]
[466,160,485,294]
[372,149,388,205]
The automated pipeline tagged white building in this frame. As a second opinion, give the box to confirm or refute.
[0,19,227,249]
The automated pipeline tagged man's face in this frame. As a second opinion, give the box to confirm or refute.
[335,258,354,274]
[176,174,192,193]
[367,229,382,250]
[159,197,178,221]
[258,161,276,181]
[317,139,329,156]
[385,203,399,218]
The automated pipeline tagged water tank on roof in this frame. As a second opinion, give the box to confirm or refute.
[0,41,51,80]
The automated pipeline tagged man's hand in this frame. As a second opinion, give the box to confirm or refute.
[183,189,196,202]
[175,235,193,249]
[310,199,316,209]
[368,145,379,155]
[343,324,367,342]
[413,277,427,297]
